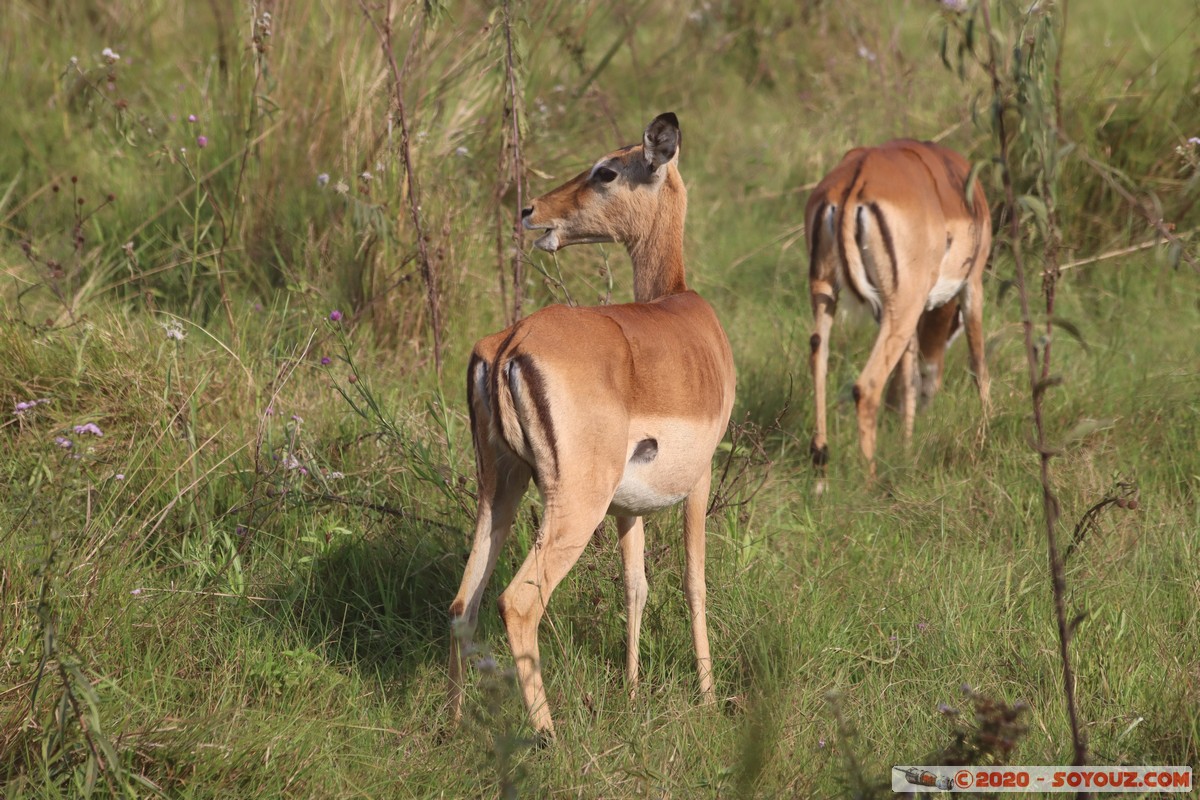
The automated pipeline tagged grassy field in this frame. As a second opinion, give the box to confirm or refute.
[2,0,1198,796]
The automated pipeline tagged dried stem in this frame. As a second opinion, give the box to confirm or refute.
[979,0,1088,781]
[360,0,444,377]
[1066,136,1199,274]
[501,0,527,323]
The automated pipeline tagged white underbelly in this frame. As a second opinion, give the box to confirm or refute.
[607,417,721,516]
[609,474,687,516]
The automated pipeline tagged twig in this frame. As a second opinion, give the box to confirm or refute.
[1066,135,1199,274]
[501,0,527,323]
[359,0,444,377]
[979,0,1089,780]
[208,2,276,344]
[307,492,462,535]
[1055,227,1200,274]
[1065,481,1139,563]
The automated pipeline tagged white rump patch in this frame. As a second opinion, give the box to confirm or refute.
[925,276,965,311]
[845,206,882,317]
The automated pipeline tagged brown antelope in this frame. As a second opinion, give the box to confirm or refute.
[805,139,991,488]
[447,113,736,738]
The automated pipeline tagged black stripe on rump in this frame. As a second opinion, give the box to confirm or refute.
[489,327,520,416]
[510,353,559,481]
[466,352,485,442]
[808,200,826,280]
[837,156,870,305]
[866,202,898,289]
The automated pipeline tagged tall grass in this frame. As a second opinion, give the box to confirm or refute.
[2,0,1198,796]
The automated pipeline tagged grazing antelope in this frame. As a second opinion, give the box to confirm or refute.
[447,113,736,738]
[806,139,991,487]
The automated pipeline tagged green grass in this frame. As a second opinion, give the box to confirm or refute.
[2,0,1199,796]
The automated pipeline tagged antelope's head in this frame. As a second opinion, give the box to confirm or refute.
[522,112,685,253]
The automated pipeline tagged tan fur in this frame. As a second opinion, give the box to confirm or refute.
[447,114,736,737]
[805,139,991,486]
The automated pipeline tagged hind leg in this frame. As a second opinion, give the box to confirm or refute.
[897,335,918,446]
[853,301,926,479]
[499,490,612,737]
[961,273,990,414]
[617,515,648,696]
[683,468,716,703]
[447,447,530,724]
[809,280,838,494]
[915,299,961,407]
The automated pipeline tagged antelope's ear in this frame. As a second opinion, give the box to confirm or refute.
[643,112,680,170]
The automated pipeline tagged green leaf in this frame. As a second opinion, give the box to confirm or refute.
[1062,417,1116,444]
[1050,316,1090,352]
[1033,374,1063,398]
[1017,194,1049,234]
[964,160,987,212]
[996,277,1015,303]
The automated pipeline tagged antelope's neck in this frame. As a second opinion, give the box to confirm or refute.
[629,238,687,302]
[628,180,689,303]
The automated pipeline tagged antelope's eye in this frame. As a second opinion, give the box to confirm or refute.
[593,166,618,183]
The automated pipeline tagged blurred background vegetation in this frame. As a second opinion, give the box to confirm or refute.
[1,0,1197,796]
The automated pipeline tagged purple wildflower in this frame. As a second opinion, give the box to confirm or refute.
[196,135,208,148]
[14,398,50,416]
[115,473,125,481]
[1189,137,1200,147]
[187,114,197,123]
[291,414,304,424]
[131,588,143,595]
[328,309,343,322]
[73,422,103,437]
[55,436,73,449]
[818,737,826,749]
[161,320,186,341]
[917,620,928,632]
[321,356,332,366]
